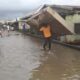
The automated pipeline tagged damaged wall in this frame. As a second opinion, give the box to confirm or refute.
[66,14,80,34]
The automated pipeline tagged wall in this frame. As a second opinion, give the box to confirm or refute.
[60,34,80,44]
[19,21,30,30]
[65,14,80,34]
[18,21,23,29]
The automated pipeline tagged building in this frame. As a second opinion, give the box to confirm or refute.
[19,5,80,44]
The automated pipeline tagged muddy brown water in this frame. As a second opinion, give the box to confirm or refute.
[0,31,80,80]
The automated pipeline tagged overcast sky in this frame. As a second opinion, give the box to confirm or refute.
[0,0,80,20]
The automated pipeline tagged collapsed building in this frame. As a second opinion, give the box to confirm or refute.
[19,5,80,45]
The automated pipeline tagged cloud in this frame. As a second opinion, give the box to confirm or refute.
[0,0,80,11]
[46,0,80,6]
[0,0,43,10]
[0,0,80,20]
[0,0,20,10]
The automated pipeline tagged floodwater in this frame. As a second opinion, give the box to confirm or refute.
[0,31,80,80]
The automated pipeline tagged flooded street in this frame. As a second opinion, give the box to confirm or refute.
[0,31,80,80]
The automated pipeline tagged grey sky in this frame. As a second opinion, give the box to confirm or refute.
[0,0,80,20]
[0,0,80,10]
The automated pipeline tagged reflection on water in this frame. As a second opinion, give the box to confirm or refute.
[30,44,80,80]
[0,32,42,80]
[0,31,80,80]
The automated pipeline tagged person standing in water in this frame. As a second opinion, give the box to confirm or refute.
[39,23,53,50]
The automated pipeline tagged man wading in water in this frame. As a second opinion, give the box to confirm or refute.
[39,22,53,51]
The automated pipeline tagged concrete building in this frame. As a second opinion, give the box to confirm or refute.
[19,5,80,44]
[66,14,80,34]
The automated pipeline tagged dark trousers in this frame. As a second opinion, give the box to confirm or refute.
[43,37,52,50]
[0,33,2,37]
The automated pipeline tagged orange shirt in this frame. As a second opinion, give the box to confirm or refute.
[40,26,51,38]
